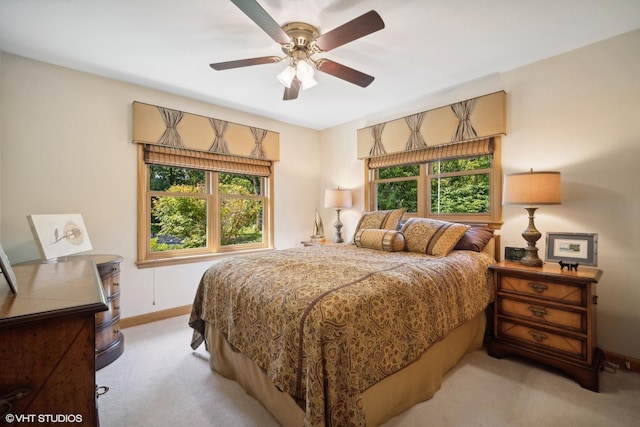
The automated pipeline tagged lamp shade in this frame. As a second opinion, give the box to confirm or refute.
[324,189,352,209]
[296,60,317,91]
[277,65,296,88]
[503,171,562,205]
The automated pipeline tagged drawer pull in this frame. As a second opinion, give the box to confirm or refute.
[96,385,110,398]
[528,330,547,342]
[114,282,120,287]
[0,388,31,418]
[528,306,547,317]
[528,282,548,293]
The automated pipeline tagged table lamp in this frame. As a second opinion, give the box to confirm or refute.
[503,169,561,267]
[324,188,352,243]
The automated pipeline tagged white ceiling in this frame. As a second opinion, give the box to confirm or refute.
[1,0,639,130]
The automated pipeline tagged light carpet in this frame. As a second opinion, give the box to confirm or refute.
[96,315,640,426]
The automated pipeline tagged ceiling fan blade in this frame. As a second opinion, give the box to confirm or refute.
[316,59,374,87]
[314,10,384,52]
[283,77,301,101]
[230,0,290,45]
[210,56,282,70]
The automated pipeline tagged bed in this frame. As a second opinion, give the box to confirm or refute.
[189,214,497,426]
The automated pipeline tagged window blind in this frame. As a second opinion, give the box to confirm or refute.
[367,137,494,169]
[143,144,272,176]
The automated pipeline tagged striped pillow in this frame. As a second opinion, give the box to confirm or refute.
[353,208,406,234]
[400,218,470,256]
[354,229,406,252]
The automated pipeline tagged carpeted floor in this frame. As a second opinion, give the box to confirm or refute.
[96,315,640,426]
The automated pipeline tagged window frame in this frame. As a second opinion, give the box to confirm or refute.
[136,145,274,268]
[365,137,502,226]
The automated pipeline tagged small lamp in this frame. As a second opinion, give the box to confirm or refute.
[503,169,562,267]
[324,188,352,243]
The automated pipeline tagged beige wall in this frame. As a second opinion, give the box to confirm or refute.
[321,29,640,359]
[1,28,639,359]
[0,53,322,319]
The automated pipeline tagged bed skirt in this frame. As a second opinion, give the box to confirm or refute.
[204,310,486,426]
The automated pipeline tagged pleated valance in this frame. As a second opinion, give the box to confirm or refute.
[143,144,273,177]
[357,91,506,159]
[132,101,280,162]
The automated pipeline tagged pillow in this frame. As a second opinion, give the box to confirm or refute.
[454,226,494,252]
[354,229,406,252]
[400,218,470,256]
[353,208,406,234]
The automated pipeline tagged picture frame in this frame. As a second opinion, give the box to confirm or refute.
[0,243,18,294]
[27,214,93,261]
[545,232,598,266]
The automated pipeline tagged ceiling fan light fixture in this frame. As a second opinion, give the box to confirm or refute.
[296,60,317,90]
[215,2,384,100]
[296,60,314,79]
[276,65,296,88]
[301,76,318,91]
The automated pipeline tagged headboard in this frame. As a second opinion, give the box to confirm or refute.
[481,234,500,261]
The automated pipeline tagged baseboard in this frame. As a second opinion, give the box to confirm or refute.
[119,304,192,329]
[603,350,640,374]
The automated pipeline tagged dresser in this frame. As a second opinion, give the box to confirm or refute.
[15,254,125,370]
[71,255,125,370]
[0,260,108,425]
[487,261,603,391]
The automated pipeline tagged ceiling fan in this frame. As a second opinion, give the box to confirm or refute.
[210,0,385,101]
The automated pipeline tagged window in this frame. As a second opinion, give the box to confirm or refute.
[137,145,273,267]
[429,156,492,215]
[366,138,501,225]
[371,164,421,212]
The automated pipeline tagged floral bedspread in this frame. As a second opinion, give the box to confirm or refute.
[189,245,494,426]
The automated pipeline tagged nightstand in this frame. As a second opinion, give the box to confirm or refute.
[487,261,603,391]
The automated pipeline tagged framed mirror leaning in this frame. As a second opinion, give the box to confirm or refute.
[0,243,17,294]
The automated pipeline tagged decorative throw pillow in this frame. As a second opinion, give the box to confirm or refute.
[353,208,406,234]
[400,218,470,256]
[354,229,406,252]
[454,226,494,252]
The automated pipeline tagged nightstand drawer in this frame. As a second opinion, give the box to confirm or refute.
[499,297,585,332]
[499,275,584,305]
[497,319,587,361]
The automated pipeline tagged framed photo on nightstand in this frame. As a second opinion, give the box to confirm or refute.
[545,232,598,266]
[0,243,18,294]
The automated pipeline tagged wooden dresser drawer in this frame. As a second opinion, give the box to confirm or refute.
[498,296,586,333]
[497,319,587,361]
[95,295,121,325]
[101,271,121,300]
[96,316,121,351]
[97,260,121,278]
[499,275,584,306]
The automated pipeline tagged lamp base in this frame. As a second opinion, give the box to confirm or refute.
[520,248,543,267]
[333,208,344,244]
[520,207,543,267]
